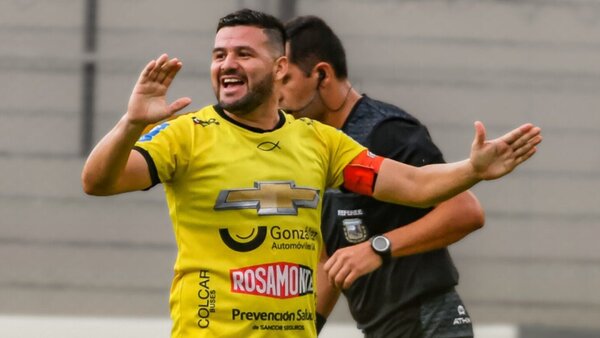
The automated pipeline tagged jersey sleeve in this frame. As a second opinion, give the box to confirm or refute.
[320,126,366,188]
[133,116,192,186]
[368,117,445,166]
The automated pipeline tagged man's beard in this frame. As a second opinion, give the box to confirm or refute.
[219,72,274,116]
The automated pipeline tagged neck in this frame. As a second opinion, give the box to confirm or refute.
[223,97,281,130]
[322,81,360,129]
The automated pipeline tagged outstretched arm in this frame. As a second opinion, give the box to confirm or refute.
[324,190,483,289]
[372,122,541,208]
[81,54,191,195]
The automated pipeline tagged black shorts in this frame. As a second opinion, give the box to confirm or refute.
[364,288,473,338]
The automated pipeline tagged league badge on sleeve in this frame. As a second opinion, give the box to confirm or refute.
[139,122,169,142]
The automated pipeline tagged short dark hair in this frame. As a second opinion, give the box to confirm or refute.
[285,16,348,78]
[217,9,286,57]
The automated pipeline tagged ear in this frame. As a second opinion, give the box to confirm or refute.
[274,56,288,81]
[318,69,326,81]
[314,62,334,87]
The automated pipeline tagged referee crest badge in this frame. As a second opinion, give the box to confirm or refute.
[342,218,368,243]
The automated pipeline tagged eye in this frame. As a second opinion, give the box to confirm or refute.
[237,48,254,58]
[212,51,225,61]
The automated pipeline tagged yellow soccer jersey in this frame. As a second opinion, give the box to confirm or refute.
[134,105,365,338]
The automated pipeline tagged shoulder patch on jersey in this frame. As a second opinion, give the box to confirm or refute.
[138,122,169,142]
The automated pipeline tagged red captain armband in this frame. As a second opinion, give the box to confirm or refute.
[343,149,385,196]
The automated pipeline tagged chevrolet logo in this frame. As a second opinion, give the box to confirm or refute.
[214,181,320,215]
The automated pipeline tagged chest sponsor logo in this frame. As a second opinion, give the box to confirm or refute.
[192,116,220,127]
[219,226,268,252]
[232,308,311,332]
[215,181,319,215]
[230,262,313,299]
[219,225,318,252]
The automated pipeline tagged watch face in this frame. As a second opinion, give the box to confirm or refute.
[372,236,390,252]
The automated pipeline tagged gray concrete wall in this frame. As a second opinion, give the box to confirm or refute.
[1,0,599,335]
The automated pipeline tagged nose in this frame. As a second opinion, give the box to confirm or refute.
[220,53,239,73]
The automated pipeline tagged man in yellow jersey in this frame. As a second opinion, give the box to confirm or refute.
[81,8,542,338]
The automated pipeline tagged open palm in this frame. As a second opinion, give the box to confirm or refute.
[470,121,542,180]
[127,54,191,126]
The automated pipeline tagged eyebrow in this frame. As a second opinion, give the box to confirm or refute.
[212,45,258,54]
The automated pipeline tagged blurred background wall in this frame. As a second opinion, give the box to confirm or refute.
[1,0,599,337]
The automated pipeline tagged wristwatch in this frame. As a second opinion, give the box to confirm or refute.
[370,235,392,264]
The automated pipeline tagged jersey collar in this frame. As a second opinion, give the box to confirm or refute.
[213,105,286,133]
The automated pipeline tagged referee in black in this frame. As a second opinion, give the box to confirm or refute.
[280,16,485,338]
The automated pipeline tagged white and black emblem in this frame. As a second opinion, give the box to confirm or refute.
[342,218,368,243]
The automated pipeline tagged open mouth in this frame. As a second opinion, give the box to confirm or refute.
[221,77,245,90]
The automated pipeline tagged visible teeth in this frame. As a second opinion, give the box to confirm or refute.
[223,78,241,84]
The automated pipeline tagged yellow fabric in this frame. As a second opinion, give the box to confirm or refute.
[135,105,365,338]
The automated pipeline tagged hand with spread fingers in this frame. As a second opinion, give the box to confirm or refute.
[127,53,192,126]
[470,121,542,180]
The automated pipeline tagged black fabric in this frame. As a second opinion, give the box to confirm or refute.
[316,312,327,335]
[133,146,160,190]
[364,288,473,338]
[321,95,460,334]
[418,288,473,338]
